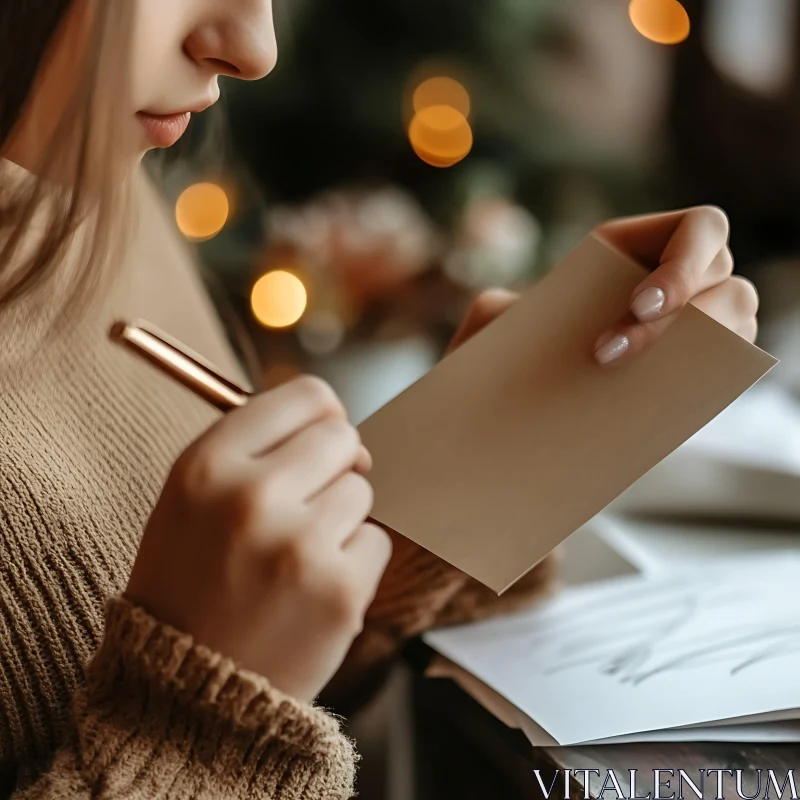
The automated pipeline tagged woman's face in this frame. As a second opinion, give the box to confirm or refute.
[5,0,278,169]
[130,0,277,152]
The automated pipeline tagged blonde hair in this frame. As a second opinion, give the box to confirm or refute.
[0,0,137,316]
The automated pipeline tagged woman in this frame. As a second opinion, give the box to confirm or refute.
[0,1,759,798]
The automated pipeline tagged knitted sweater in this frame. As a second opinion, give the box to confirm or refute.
[0,162,552,798]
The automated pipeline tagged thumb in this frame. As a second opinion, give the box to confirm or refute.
[447,289,520,355]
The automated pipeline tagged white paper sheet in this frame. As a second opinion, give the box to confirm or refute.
[427,656,800,745]
[516,711,800,746]
[680,382,800,473]
[424,553,800,746]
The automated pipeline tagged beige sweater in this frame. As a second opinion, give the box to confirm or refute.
[0,163,552,798]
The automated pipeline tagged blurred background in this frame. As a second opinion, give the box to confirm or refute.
[149,0,800,416]
[147,1,800,794]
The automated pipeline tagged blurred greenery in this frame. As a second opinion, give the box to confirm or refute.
[220,0,655,230]
[151,0,680,382]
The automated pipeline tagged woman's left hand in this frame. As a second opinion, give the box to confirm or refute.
[447,206,760,364]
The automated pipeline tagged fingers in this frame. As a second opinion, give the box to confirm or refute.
[205,375,347,459]
[356,445,373,474]
[627,207,731,322]
[308,471,374,546]
[629,245,733,322]
[341,522,393,606]
[595,206,728,268]
[309,477,390,614]
[447,288,520,355]
[595,210,686,264]
[265,418,366,502]
[594,206,734,365]
[594,275,759,365]
[691,276,760,342]
[704,246,735,287]
[594,315,671,365]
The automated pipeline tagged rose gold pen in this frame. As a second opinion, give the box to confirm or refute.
[108,320,373,474]
[109,320,253,411]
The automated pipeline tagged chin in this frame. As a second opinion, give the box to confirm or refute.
[134,137,159,160]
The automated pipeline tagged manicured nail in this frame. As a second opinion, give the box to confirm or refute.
[631,287,666,322]
[595,334,630,365]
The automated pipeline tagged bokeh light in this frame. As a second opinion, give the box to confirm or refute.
[251,270,308,329]
[409,105,473,168]
[629,0,691,45]
[413,77,471,118]
[175,183,230,241]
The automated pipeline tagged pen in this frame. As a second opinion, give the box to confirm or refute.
[109,320,373,474]
[109,320,252,412]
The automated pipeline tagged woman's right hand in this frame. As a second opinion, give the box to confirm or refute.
[124,375,392,703]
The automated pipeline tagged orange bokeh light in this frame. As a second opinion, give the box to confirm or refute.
[251,270,308,329]
[413,76,471,118]
[175,183,230,241]
[409,105,473,168]
[629,0,690,45]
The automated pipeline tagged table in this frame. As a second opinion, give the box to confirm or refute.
[407,656,799,800]
[400,517,800,798]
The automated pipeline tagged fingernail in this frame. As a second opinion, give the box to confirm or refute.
[631,287,666,322]
[595,334,630,365]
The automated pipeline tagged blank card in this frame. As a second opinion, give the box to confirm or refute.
[358,234,778,593]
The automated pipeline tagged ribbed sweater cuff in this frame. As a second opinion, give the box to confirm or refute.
[77,597,357,799]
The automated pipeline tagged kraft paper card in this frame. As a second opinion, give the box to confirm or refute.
[358,234,778,593]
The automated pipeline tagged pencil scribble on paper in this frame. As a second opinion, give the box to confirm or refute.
[424,556,800,744]
[526,581,800,686]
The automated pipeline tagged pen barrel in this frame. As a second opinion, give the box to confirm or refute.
[110,322,251,413]
[143,352,249,412]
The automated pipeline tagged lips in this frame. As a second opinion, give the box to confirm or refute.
[137,111,192,148]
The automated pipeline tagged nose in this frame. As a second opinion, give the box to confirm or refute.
[184,1,277,81]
